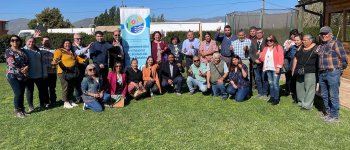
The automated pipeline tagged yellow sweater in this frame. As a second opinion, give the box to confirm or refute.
[53,48,85,74]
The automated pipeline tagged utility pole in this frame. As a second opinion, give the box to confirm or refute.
[260,0,265,28]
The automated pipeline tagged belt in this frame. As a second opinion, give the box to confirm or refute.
[320,68,337,73]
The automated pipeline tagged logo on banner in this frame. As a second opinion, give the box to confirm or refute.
[125,15,145,35]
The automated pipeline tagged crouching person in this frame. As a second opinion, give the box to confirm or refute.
[187,56,208,94]
[207,53,229,100]
[226,55,250,102]
[81,64,110,112]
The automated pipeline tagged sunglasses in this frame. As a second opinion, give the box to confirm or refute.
[266,39,274,42]
[88,68,95,71]
[114,34,120,37]
[320,32,328,36]
[193,60,200,62]
[11,39,19,42]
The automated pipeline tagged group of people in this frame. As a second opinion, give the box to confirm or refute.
[5,25,348,123]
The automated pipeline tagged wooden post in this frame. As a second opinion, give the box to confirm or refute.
[199,23,202,41]
[298,7,304,32]
[342,10,347,41]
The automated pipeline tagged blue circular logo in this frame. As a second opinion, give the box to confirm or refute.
[125,15,145,35]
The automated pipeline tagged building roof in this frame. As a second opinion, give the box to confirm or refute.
[95,26,120,33]
[295,0,324,7]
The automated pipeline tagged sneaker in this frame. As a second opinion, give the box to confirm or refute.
[28,106,35,113]
[267,97,273,103]
[271,100,279,105]
[15,112,25,118]
[70,101,78,107]
[83,103,87,110]
[222,95,228,100]
[63,102,74,109]
[259,95,269,101]
[189,91,195,95]
[176,92,182,96]
[325,117,340,123]
[254,95,262,99]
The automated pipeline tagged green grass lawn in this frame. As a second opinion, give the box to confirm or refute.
[0,63,350,149]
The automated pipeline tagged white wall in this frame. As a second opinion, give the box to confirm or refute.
[150,22,225,36]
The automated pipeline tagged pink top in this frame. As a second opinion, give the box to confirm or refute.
[259,45,284,71]
[199,40,218,64]
[107,72,127,97]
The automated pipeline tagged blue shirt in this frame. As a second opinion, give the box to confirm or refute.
[231,38,251,59]
[90,41,113,66]
[23,46,47,79]
[182,38,200,56]
[229,64,250,88]
[215,32,237,57]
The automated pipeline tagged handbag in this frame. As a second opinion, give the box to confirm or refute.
[110,94,125,108]
[59,62,80,81]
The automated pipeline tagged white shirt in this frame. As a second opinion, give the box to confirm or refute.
[264,48,275,71]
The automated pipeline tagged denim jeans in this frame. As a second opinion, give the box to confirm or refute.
[186,76,207,93]
[85,101,103,112]
[226,85,250,102]
[26,78,48,108]
[161,76,183,93]
[319,69,341,118]
[253,66,268,96]
[7,74,25,110]
[266,70,281,101]
[211,83,227,97]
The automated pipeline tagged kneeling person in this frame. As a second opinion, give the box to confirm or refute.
[187,56,208,94]
[160,53,184,95]
[207,53,229,100]
[226,55,250,102]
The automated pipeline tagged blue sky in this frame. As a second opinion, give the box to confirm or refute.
[0,0,298,22]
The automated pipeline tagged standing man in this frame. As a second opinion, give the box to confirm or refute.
[90,31,113,81]
[249,28,268,99]
[72,33,92,103]
[215,25,237,66]
[317,26,348,123]
[109,29,124,68]
[231,30,252,80]
[207,53,229,100]
[39,36,57,107]
[182,31,200,71]
[248,26,257,40]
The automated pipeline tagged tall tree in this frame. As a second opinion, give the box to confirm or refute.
[151,13,166,22]
[28,7,73,29]
[94,6,121,26]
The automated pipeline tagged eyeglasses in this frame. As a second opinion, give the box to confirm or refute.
[88,68,95,71]
[10,39,19,42]
[114,34,120,37]
[320,32,328,36]
[75,38,82,40]
[266,39,274,42]
[193,60,200,62]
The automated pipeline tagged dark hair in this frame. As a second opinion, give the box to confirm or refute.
[290,29,299,37]
[255,28,262,31]
[95,31,104,36]
[249,26,257,31]
[229,55,242,72]
[265,34,278,46]
[152,31,162,40]
[60,39,72,49]
[204,32,211,37]
[224,25,231,29]
[168,52,174,57]
[131,58,138,64]
[113,61,123,73]
[8,35,23,47]
[42,36,50,40]
[145,56,154,66]
[170,36,181,44]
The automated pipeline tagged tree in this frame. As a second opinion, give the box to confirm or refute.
[28,7,73,29]
[151,13,166,22]
[94,6,121,26]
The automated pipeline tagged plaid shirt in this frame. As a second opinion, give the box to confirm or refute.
[39,47,57,74]
[232,38,251,59]
[317,40,348,71]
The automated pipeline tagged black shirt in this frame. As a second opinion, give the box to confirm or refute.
[125,67,143,84]
[295,46,318,73]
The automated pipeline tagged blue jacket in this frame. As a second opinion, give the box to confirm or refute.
[90,41,113,67]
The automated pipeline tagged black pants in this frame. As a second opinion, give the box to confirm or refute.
[26,78,48,108]
[145,80,159,94]
[44,73,57,104]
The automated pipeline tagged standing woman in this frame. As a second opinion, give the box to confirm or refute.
[288,34,303,102]
[23,37,48,111]
[168,36,183,64]
[142,56,162,96]
[292,34,318,110]
[199,32,219,64]
[107,61,127,105]
[226,55,250,102]
[125,58,146,99]
[6,35,29,118]
[259,34,284,105]
[151,31,168,64]
[81,64,107,112]
[52,39,85,109]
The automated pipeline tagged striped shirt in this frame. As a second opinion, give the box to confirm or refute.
[232,38,251,59]
[317,40,348,71]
